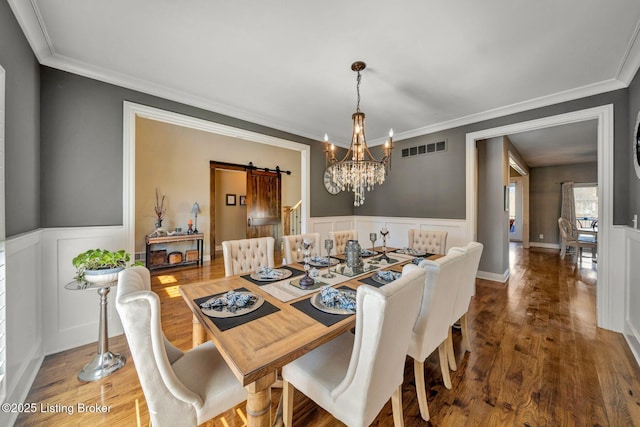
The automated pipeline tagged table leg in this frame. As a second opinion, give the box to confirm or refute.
[192,314,206,347]
[78,286,126,382]
[245,371,276,427]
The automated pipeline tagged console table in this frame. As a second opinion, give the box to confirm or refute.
[145,233,204,270]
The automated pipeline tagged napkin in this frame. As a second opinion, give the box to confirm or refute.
[360,249,376,256]
[257,266,286,280]
[320,286,357,311]
[412,257,425,265]
[309,256,330,265]
[376,270,402,282]
[200,290,256,312]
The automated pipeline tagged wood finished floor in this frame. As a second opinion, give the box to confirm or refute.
[15,245,640,426]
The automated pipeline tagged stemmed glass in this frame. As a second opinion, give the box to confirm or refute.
[369,232,379,264]
[379,227,390,262]
[322,239,335,278]
[299,239,314,288]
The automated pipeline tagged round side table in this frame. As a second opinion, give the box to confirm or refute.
[65,280,126,381]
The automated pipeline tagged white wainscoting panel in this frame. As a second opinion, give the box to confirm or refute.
[41,226,125,355]
[4,231,43,425]
[307,217,355,247]
[625,227,640,366]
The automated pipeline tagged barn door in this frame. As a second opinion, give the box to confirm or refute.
[246,168,282,242]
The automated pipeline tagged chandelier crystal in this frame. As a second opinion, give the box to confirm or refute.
[325,61,393,207]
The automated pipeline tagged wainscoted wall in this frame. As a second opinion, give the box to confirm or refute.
[41,226,125,355]
[307,215,468,256]
[624,226,640,366]
[4,231,43,427]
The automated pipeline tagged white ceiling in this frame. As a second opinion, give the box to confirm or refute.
[8,0,640,156]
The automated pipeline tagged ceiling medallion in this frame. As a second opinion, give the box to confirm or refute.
[324,61,393,207]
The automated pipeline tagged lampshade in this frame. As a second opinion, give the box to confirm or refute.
[190,202,201,214]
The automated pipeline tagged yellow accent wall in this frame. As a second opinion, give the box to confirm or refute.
[135,117,301,257]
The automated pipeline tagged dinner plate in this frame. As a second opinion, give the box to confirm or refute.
[249,268,292,282]
[372,272,400,285]
[201,292,265,318]
[310,289,357,315]
[360,249,377,257]
[308,257,340,267]
[395,248,427,257]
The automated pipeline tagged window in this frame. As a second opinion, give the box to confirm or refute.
[574,184,598,229]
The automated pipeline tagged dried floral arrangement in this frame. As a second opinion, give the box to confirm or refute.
[154,188,166,225]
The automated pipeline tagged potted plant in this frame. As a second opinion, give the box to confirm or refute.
[72,248,139,283]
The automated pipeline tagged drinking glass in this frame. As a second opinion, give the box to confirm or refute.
[322,239,335,278]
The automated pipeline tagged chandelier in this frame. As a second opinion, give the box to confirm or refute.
[324,61,393,207]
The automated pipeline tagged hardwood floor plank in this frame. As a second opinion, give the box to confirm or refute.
[14,245,640,426]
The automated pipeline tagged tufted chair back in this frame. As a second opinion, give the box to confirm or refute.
[282,233,321,264]
[221,236,275,277]
[329,229,357,255]
[408,229,448,255]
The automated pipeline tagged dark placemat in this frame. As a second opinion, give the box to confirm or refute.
[240,265,305,286]
[291,286,355,327]
[357,274,387,288]
[194,287,280,331]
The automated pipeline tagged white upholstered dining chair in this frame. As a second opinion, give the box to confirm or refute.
[329,229,357,255]
[282,232,321,264]
[282,265,425,427]
[408,229,448,255]
[405,250,466,421]
[445,242,483,371]
[115,266,246,427]
[221,236,275,277]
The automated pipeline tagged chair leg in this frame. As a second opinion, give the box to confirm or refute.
[391,385,405,427]
[461,313,472,353]
[438,342,452,389]
[446,328,457,371]
[283,380,294,427]
[413,359,430,421]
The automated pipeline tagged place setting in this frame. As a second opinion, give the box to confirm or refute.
[292,285,357,327]
[240,265,305,286]
[194,287,280,331]
[358,269,402,288]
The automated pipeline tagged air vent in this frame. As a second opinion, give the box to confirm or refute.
[401,140,447,158]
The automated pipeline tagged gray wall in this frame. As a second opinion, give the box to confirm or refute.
[356,90,629,225]
[529,162,598,245]
[477,138,510,275]
[0,2,40,237]
[629,66,640,224]
[40,67,352,227]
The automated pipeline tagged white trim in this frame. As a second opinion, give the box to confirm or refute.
[529,242,561,250]
[466,104,616,330]
[122,102,311,256]
[0,65,5,405]
[616,17,640,85]
[477,269,510,283]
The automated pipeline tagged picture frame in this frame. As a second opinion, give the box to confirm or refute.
[226,194,236,206]
[239,195,246,206]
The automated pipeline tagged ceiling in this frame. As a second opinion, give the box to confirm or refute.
[8,1,640,156]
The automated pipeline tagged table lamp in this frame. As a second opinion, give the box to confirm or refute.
[191,202,201,233]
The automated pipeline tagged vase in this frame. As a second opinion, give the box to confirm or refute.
[84,267,124,284]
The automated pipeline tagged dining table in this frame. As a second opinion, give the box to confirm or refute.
[179,246,440,427]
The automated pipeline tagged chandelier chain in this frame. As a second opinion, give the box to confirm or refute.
[356,71,361,113]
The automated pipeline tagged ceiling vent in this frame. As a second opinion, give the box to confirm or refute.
[401,140,447,158]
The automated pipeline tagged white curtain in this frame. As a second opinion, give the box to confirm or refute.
[561,181,576,226]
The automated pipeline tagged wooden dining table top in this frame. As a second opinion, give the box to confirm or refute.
[179,248,439,387]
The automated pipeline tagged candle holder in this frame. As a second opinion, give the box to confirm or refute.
[368,232,379,264]
[299,239,315,288]
[378,228,390,262]
[321,239,335,278]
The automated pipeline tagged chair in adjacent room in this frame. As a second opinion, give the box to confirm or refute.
[444,241,484,371]
[558,218,597,262]
[405,250,466,421]
[221,236,275,277]
[282,232,321,264]
[408,229,448,255]
[281,266,425,427]
[329,229,358,255]
[115,266,246,427]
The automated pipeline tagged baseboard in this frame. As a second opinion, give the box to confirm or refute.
[624,327,640,369]
[0,350,44,426]
[477,268,510,283]
[529,242,561,250]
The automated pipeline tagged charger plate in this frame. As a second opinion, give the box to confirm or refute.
[201,292,265,318]
[310,289,357,315]
[249,268,292,282]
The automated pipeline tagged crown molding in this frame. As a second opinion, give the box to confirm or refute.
[617,16,640,85]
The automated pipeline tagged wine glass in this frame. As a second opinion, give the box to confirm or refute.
[368,232,379,264]
[322,239,335,278]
